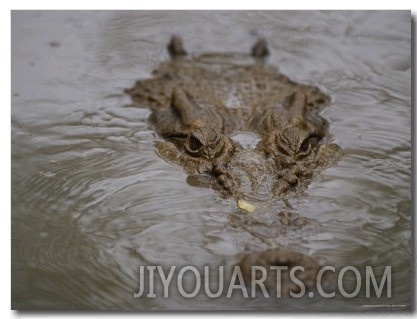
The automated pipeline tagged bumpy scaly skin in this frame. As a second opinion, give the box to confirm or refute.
[125,36,342,201]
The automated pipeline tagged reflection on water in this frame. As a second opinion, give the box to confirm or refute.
[11,11,411,310]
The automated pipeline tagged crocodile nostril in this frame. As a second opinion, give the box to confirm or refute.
[218,174,235,189]
[274,183,289,195]
[280,158,296,168]
[292,165,311,178]
[189,135,203,151]
[285,174,298,186]
[302,170,313,179]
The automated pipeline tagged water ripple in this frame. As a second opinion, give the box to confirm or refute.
[12,10,411,310]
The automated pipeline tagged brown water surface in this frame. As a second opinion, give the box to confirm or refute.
[11,11,411,310]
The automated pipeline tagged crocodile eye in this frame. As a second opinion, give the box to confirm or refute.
[299,138,310,153]
[298,135,320,156]
[308,136,319,148]
[189,135,203,151]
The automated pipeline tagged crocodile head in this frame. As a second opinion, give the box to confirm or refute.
[126,36,343,209]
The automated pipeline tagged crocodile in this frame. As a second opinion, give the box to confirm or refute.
[125,36,342,297]
[125,36,342,207]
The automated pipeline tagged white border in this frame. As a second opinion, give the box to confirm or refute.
[4,2,416,319]
[6,1,416,10]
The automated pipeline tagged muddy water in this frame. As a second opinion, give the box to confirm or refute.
[11,11,411,311]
